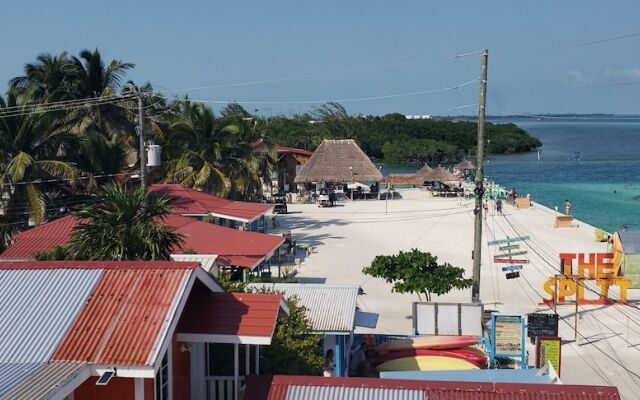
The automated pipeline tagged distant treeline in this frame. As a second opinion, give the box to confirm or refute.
[263,103,542,163]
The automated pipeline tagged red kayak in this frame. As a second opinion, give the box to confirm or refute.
[373,347,487,368]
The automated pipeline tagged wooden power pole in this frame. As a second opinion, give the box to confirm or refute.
[138,94,147,194]
[471,49,489,303]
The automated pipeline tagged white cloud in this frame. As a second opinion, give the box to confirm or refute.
[604,67,640,81]
[566,69,594,85]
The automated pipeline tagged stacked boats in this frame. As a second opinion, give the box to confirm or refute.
[374,335,487,372]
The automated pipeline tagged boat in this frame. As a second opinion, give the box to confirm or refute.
[373,348,487,368]
[376,336,479,353]
[376,355,480,372]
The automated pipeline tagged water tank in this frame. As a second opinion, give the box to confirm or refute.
[147,145,162,167]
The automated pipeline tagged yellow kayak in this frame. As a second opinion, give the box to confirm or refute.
[376,356,480,372]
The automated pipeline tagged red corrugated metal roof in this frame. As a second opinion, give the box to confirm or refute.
[0,215,78,259]
[276,146,313,156]
[178,292,282,339]
[165,215,285,269]
[149,184,273,222]
[0,214,284,269]
[0,260,199,270]
[244,375,621,400]
[51,268,191,365]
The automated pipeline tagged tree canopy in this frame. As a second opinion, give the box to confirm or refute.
[362,248,473,301]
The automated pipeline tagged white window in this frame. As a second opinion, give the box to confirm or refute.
[155,350,169,400]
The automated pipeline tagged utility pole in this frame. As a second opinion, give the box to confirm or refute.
[137,93,147,194]
[471,48,489,303]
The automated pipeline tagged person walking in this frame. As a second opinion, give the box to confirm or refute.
[496,198,503,215]
[323,349,336,377]
[482,199,489,220]
[564,199,572,216]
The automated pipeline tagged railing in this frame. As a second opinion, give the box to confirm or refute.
[205,376,245,400]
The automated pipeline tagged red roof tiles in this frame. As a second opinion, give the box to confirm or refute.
[52,268,190,365]
[0,215,78,260]
[179,292,282,339]
[245,375,622,400]
[149,184,273,222]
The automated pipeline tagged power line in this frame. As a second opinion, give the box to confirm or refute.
[0,94,137,119]
[537,31,640,53]
[157,50,481,94]
[160,78,478,106]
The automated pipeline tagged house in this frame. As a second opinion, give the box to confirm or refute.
[0,260,287,400]
[275,146,312,193]
[247,283,359,377]
[0,214,285,276]
[244,375,621,400]
[149,184,273,231]
[612,230,640,288]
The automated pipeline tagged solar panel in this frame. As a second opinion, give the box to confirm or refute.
[96,371,114,385]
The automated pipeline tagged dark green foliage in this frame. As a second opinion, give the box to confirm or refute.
[362,249,473,301]
[259,296,324,375]
[33,245,70,260]
[66,183,183,260]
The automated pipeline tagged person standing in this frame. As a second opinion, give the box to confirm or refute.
[323,349,336,377]
[496,198,503,215]
[349,342,366,377]
[482,199,489,220]
[564,199,572,216]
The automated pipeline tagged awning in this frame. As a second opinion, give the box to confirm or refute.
[177,293,288,345]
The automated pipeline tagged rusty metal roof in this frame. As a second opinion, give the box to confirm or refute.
[244,376,621,400]
[51,268,191,366]
[0,215,77,260]
[247,283,358,333]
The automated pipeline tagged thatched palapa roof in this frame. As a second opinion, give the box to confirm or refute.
[454,159,476,170]
[294,139,383,183]
[422,167,460,182]
[416,164,433,177]
[381,173,424,185]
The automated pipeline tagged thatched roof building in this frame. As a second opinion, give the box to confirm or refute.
[416,164,433,177]
[454,159,476,170]
[294,139,383,183]
[422,167,460,182]
[381,173,424,185]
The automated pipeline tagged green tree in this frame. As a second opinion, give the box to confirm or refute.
[259,296,324,375]
[363,249,472,301]
[66,183,183,260]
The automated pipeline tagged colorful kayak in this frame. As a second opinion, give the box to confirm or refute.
[376,336,479,353]
[373,348,487,368]
[376,355,480,372]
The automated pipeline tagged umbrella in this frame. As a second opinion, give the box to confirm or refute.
[415,164,433,177]
[422,167,459,183]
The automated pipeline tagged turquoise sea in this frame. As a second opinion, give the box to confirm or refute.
[382,117,640,233]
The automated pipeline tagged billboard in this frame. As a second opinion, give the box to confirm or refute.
[413,302,483,336]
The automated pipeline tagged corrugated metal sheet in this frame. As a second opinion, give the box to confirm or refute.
[0,269,102,363]
[0,215,77,259]
[0,362,87,400]
[0,363,43,398]
[0,260,199,270]
[52,268,191,366]
[178,292,282,338]
[247,284,359,333]
[286,385,424,400]
[171,254,218,275]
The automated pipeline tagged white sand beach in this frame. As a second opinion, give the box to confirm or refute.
[277,189,640,399]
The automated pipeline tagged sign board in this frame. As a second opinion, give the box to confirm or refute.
[499,244,520,251]
[490,314,526,368]
[505,271,520,279]
[495,250,528,259]
[487,236,530,246]
[535,336,562,376]
[494,258,529,264]
[501,265,523,272]
[413,302,483,336]
[527,313,559,341]
[542,253,632,305]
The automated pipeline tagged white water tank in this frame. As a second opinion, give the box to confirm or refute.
[147,145,162,167]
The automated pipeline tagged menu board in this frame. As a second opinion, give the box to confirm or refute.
[528,313,559,340]
[494,315,523,355]
[536,336,562,376]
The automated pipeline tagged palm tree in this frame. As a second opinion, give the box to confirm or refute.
[0,92,80,228]
[162,100,240,195]
[9,52,76,103]
[67,183,183,260]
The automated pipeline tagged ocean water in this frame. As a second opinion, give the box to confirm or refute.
[382,118,640,232]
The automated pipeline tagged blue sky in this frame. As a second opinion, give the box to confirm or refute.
[2,1,640,116]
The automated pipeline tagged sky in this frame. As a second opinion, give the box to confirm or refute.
[2,0,640,116]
